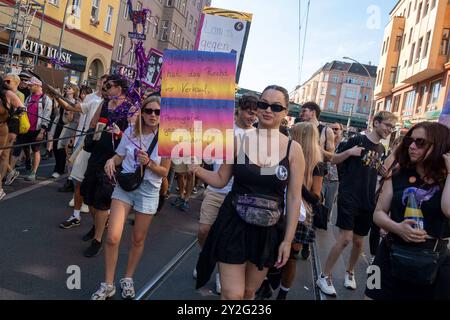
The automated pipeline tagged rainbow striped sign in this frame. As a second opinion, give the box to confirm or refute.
[158,50,236,160]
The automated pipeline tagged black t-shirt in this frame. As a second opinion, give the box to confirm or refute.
[302,164,325,205]
[336,134,385,211]
[390,167,450,240]
[85,100,129,172]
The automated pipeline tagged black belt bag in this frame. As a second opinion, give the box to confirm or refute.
[232,193,281,227]
[389,239,448,286]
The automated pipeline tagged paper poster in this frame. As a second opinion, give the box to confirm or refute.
[143,48,163,89]
[158,50,236,161]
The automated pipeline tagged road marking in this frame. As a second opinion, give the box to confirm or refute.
[2,175,68,201]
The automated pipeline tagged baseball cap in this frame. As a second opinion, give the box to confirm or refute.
[27,77,43,86]
[18,71,32,80]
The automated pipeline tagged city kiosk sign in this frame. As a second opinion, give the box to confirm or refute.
[20,39,87,72]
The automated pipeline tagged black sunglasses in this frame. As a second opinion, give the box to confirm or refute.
[256,101,286,113]
[104,82,116,90]
[4,79,11,84]
[403,136,431,149]
[143,108,160,116]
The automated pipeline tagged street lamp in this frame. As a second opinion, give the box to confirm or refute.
[343,56,374,131]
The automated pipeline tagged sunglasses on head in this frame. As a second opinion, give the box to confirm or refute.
[142,108,160,116]
[403,136,431,149]
[256,101,286,113]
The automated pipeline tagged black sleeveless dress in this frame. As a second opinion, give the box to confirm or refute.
[195,140,292,289]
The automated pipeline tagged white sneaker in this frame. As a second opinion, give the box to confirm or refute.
[344,271,357,290]
[52,172,60,179]
[316,274,337,297]
[81,203,89,213]
[119,278,135,299]
[215,273,221,294]
[0,189,6,201]
[68,198,74,207]
[4,169,19,186]
[91,283,116,300]
[192,268,197,279]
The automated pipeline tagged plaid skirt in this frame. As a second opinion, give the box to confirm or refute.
[294,222,316,244]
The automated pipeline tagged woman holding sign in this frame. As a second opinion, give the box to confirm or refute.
[91,96,171,300]
[190,85,305,300]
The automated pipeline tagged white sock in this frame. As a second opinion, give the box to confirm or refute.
[280,285,290,292]
[73,210,81,220]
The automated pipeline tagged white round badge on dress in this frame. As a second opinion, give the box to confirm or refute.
[276,165,288,181]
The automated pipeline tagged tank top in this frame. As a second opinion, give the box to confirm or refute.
[232,140,292,211]
[390,167,450,240]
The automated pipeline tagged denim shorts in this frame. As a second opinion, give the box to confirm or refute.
[112,180,160,214]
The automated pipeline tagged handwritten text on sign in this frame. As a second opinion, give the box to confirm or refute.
[159,50,236,160]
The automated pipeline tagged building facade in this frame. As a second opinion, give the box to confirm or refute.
[374,0,450,128]
[291,60,377,127]
[111,0,211,77]
[0,0,119,87]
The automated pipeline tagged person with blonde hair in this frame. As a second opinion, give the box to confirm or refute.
[257,122,324,300]
[91,96,171,300]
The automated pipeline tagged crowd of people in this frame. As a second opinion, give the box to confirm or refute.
[0,71,449,301]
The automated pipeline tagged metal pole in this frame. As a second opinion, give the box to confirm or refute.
[346,103,354,133]
[56,0,71,70]
[35,0,46,66]
[343,56,373,130]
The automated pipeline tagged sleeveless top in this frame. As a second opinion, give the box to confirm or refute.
[231,140,292,211]
[390,167,450,240]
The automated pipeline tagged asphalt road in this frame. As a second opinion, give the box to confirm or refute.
[0,159,369,300]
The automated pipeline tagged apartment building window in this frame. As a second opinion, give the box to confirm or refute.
[91,0,100,21]
[368,80,372,87]
[344,88,357,99]
[72,0,82,17]
[320,86,326,95]
[49,0,59,6]
[431,0,436,9]
[152,17,159,39]
[416,2,422,24]
[385,98,392,112]
[441,29,450,55]
[408,28,413,44]
[343,103,354,113]
[346,76,357,84]
[330,87,337,96]
[185,40,189,50]
[176,0,187,15]
[429,80,441,105]
[393,95,401,112]
[414,0,417,10]
[129,43,135,66]
[170,23,177,44]
[161,20,169,41]
[390,67,397,84]
[323,74,329,82]
[416,37,423,63]
[124,2,129,18]
[407,2,412,17]
[418,84,427,111]
[382,41,386,55]
[423,0,429,17]
[409,42,416,66]
[327,100,335,110]
[332,75,339,83]
[423,31,431,58]
[395,35,402,51]
[364,94,369,102]
[188,15,193,32]
[166,0,173,6]
[117,35,125,61]
[176,27,182,48]
[104,5,113,33]
[402,32,406,49]
[403,90,416,115]
[385,37,390,54]
[395,66,401,83]
[181,37,184,49]
[194,19,198,33]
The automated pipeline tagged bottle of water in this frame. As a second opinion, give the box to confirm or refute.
[403,188,424,230]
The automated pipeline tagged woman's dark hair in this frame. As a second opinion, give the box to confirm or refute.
[0,77,9,110]
[261,85,289,107]
[107,74,129,93]
[80,85,93,96]
[395,121,450,185]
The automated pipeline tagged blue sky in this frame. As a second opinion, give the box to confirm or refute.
[211,0,398,93]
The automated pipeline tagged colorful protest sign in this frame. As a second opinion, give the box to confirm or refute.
[159,50,236,161]
[143,48,163,89]
[439,88,450,128]
[195,7,252,83]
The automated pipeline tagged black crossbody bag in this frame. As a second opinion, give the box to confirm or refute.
[116,131,158,192]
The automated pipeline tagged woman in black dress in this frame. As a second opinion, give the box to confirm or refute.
[190,85,305,300]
